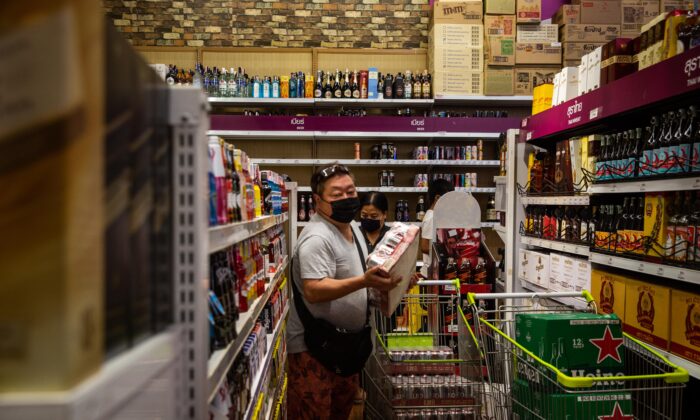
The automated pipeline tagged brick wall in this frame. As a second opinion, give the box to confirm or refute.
[103,0,431,48]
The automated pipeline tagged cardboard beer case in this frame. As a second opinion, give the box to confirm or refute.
[591,269,627,321]
[670,289,700,364]
[624,278,671,349]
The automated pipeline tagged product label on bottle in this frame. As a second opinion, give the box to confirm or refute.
[352,90,360,99]
[692,143,700,172]
[272,84,279,98]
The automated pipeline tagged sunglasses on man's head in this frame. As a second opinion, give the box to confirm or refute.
[318,164,350,180]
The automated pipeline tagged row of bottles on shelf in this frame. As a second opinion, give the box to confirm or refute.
[593,192,700,267]
[313,69,432,100]
[593,106,700,182]
[412,142,485,161]
[208,137,288,227]
[524,205,593,245]
[526,141,577,195]
[442,256,488,285]
[297,193,317,222]
[297,194,427,223]
[208,226,287,352]
[210,289,287,420]
[416,173,479,188]
[239,108,510,118]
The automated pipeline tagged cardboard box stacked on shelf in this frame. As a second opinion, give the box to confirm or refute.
[484,14,516,95]
[555,1,622,68]
[429,1,485,95]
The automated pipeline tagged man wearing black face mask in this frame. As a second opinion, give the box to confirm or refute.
[287,164,400,419]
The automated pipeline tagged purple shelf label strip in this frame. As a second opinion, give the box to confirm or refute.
[522,48,700,142]
[209,115,521,134]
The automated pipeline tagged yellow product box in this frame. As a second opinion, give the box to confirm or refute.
[485,67,515,95]
[515,42,562,65]
[553,4,581,25]
[429,23,484,47]
[486,0,516,14]
[559,24,621,43]
[591,269,626,320]
[486,37,516,66]
[432,1,484,25]
[643,192,672,259]
[514,66,559,95]
[624,279,671,350]
[670,289,700,364]
[532,82,553,114]
[485,14,517,37]
[432,71,484,95]
[517,0,542,22]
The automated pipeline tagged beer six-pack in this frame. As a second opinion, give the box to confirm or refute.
[513,312,634,419]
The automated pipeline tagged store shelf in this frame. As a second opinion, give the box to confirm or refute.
[520,195,590,206]
[642,343,700,380]
[521,236,590,257]
[207,97,314,106]
[0,331,178,420]
[494,224,507,242]
[520,280,590,310]
[314,98,434,108]
[589,252,700,286]
[251,158,500,167]
[296,186,496,193]
[243,305,289,420]
[209,115,520,139]
[521,48,700,143]
[209,214,288,253]
[434,95,533,106]
[207,257,288,402]
[297,221,495,228]
[590,177,700,194]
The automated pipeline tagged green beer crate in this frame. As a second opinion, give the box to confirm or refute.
[515,313,625,380]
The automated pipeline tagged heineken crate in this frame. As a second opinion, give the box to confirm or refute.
[515,312,626,379]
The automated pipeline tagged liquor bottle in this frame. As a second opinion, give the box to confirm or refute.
[360,70,368,99]
[416,196,426,221]
[210,67,219,97]
[289,73,297,98]
[618,197,631,252]
[413,70,422,99]
[530,154,543,194]
[298,195,307,222]
[305,73,314,98]
[351,71,360,98]
[672,108,686,174]
[402,200,410,222]
[633,195,644,253]
[689,191,700,265]
[333,71,342,98]
[297,71,305,98]
[642,117,658,177]
[674,192,692,263]
[308,195,316,219]
[688,106,699,173]
[499,140,507,176]
[342,70,352,98]
[395,200,403,222]
[486,195,497,221]
[473,258,487,284]
[630,127,643,178]
[524,206,533,235]
[394,72,404,99]
[587,206,597,245]
[575,207,585,244]
[384,73,393,99]
[218,68,228,97]
[314,71,323,98]
[665,193,681,260]
[657,112,672,174]
[568,207,578,242]
[422,70,431,99]
[250,76,259,98]
[193,65,202,89]
[458,258,472,283]
[377,73,384,100]
[273,76,280,98]
[404,70,412,99]
[262,76,270,98]
[555,206,565,240]
[596,135,608,181]
[225,67,235,97]
[444,257,458,280]
[323,73,332,99]
[680,107,694,174]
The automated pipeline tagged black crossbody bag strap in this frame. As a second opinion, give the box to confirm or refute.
[292,227,370,328]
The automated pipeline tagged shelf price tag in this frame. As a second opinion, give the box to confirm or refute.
[526,132,532,141]
[638,262,646,273]
[656,266,664,277]
[678,270,685,281]
[589,107,600,120]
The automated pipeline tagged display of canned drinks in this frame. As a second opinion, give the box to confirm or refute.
[428,173,477,188]
[388,346,452,361]
[371,143,398,160]
[422,145,485,161]
[413,146,429,160]
[414,173,428,187]
[390,374,474,402]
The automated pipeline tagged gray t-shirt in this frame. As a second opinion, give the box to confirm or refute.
[287,214,368,354]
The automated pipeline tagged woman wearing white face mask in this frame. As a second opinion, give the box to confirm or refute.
[358,191,391,253]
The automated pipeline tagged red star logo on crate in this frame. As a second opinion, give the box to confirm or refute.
[589,325,624,363]
[598,402,634,420]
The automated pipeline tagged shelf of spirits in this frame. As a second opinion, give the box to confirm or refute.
[207,257,289,402]
[296,186,496,193]
[521,48,700,144]
[209,214,288,254]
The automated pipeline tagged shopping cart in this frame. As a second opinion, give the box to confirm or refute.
[363,280,487,420]
[464,291,689,420]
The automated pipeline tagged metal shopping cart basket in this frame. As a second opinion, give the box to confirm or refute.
[363,280,488,420]
[464,291,689,420]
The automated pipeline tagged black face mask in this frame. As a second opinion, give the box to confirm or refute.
[325,196,361,224]
[360,218,381,233]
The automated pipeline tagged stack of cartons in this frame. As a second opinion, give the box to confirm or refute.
[484,13,517,95]
[513,0,562,95]
[555,1,623,67]
[429,1,485,95]
[621,0,660,39]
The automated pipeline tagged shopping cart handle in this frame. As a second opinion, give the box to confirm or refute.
[417,279,460,287]
[465,291,595,306]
